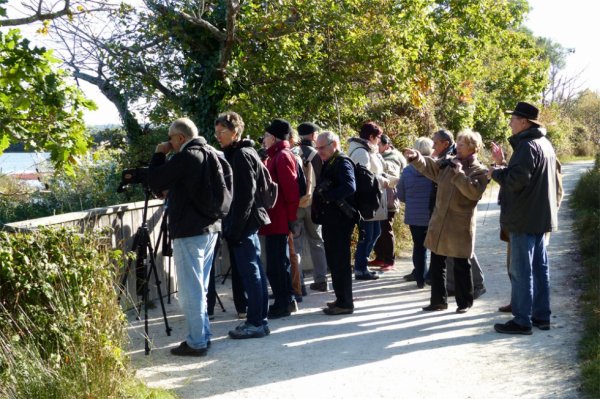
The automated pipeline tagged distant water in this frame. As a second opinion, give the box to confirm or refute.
[0,153,51,174]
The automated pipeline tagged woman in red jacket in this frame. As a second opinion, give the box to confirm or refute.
[259,118,300,319]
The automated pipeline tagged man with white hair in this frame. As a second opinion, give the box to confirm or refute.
[312,131,357,315]
[148,117,221,356]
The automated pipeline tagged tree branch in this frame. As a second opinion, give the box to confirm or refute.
[218,0,241,73]
[0,0,74,27]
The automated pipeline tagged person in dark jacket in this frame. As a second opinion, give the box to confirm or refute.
[148,117,220,357]
[312,131,357,315]
[490,102,560,335]
[215,111,271,339]
[397,137,434,288]
[259,118,300,319]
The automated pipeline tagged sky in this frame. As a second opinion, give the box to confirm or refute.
[5,1,599,126]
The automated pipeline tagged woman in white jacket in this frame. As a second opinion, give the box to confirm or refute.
[347,122,394,280]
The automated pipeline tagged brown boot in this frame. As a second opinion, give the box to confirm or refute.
[498,303,512,313]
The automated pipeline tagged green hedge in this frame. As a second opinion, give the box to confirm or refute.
[0,228,152,399]
[571,154,600,398]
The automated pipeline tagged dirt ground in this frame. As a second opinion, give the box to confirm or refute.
[127,160,592,399]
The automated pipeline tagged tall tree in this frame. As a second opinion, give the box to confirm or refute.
[49,0,550,147]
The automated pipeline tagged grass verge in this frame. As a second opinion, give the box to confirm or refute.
[570,154,600,398]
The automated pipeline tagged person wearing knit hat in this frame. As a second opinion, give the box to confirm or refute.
[260,118,301,319]
[265,118,292,141]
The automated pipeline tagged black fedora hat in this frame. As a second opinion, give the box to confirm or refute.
[505,102,543,126]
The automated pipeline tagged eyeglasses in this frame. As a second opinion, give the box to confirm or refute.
[214,128,230,137]
[316,141,333,151]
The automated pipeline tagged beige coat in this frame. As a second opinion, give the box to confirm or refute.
[411,153,488,258]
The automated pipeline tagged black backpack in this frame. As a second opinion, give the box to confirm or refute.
[255,160,278,209]
[195,145,233,221]
[352,162,382,220]
[347,147,383,220]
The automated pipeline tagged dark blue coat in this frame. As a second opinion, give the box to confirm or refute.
[397,164,433,227]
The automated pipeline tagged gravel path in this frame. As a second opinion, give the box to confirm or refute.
[128,160,592,399]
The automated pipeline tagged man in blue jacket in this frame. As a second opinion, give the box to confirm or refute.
[148,118,220,356]
[312,131,357,315]
[489,102,560,335]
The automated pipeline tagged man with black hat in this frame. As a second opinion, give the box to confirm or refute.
[489,102,560,335]
[293,122,330,292]
[260,118,300,319]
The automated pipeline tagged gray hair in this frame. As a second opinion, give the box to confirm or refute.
[318,130,339,146]
[414,137,434,156]
[433,129,454,145]
[170,117,198,139]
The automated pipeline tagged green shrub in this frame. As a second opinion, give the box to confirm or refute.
[0,228,148,399]
[571,156,600,399]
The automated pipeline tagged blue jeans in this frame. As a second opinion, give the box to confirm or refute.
[354,220,381,274]
[172,232,218,349]
[509,232,551,327]
[229,231,269,328]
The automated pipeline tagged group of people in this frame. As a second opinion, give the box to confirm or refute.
[146,100,561,357]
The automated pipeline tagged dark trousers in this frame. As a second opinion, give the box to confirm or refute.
[265,234,293,310]
[373,211,396,264]
[207,256,217,315]
[409,225,428,285]
[229,246,248,314]
[429,252,473,309]
[322,218,355,309]
[229,232,269,327]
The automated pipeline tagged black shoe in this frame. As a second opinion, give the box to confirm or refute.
[263,324,271,335]
[473,287,487,300]
[289,299,299,313]
[323,306,354,315]
[355,272,379,281]
[170,341,208,357]
[268,307,291,319]
[422,303,448,311]
[494,320,532,335]
[403,272,416,282]
[456,306,470,314]
[326,300,338,309]
[416,282,425,289]
[310,281,328,292]
[532,317,550,330]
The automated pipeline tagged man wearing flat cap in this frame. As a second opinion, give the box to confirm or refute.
[488,102,561,335]
[260,118,300,319]
[293,122,330,292]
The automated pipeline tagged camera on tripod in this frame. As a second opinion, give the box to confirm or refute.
[117,167,150,193]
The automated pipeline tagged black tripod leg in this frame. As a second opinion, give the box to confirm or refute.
[146,240,172,338]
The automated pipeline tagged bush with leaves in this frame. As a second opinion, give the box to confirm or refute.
[0,228,129,398]
[571,154,600,399]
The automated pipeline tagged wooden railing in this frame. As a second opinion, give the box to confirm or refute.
[4,200,184,304]
[4,200,315,304]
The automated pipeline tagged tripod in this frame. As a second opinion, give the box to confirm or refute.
[120,189,172,355]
